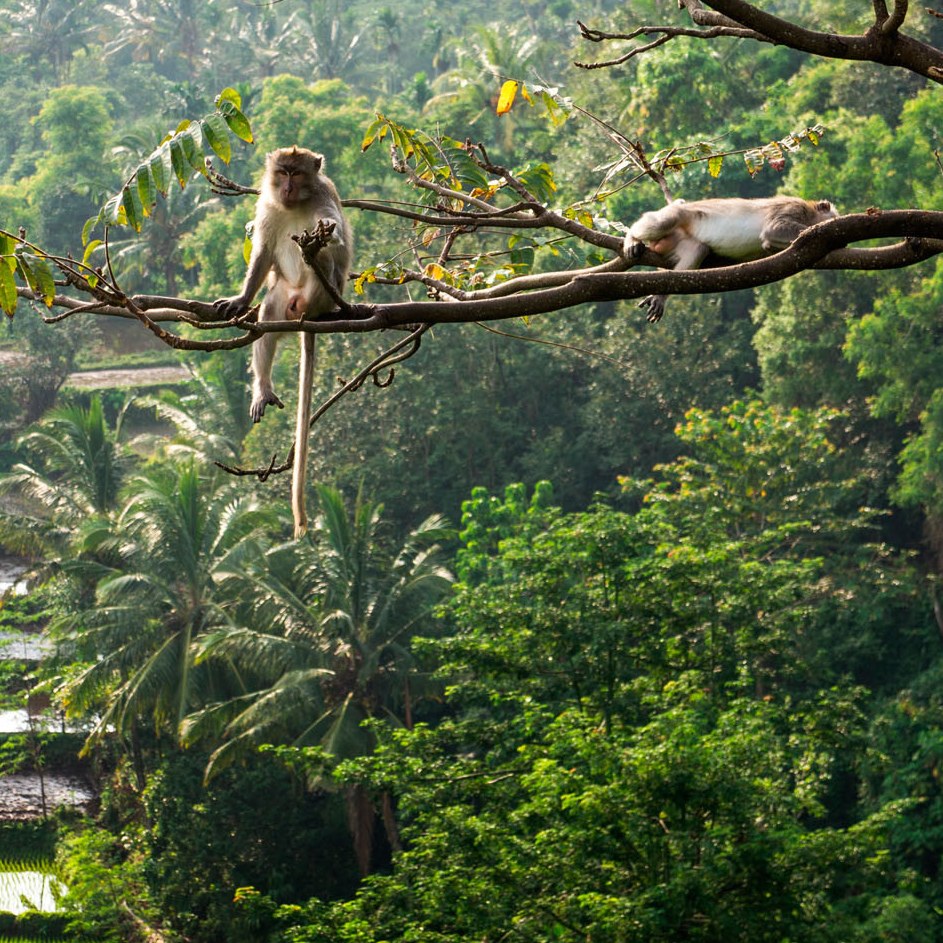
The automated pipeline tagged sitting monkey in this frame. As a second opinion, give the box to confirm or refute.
[215,146,352,537]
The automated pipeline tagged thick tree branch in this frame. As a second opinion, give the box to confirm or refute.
[578,0,943,82]
[250,211,943,331]
[15,212,943,347]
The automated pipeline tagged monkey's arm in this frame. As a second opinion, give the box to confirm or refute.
[214,241,275,319]
[758,218,808,252]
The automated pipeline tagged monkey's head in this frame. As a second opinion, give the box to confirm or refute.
[265,147,325,207]
[814,199,838,219]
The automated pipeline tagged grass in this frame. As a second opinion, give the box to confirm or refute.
[73,348,183,371]
[0,823,57,862]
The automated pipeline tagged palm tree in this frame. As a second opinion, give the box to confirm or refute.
[2,0,98,82]
[184,484,454,873]
[425,25,540,147]
[0,396,130,558]
[141,352,254,466]
[53,460,275,784]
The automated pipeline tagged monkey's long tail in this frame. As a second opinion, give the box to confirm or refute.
[292,333,316,539]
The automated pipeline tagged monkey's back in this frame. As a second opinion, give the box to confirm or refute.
[685,197,821,259]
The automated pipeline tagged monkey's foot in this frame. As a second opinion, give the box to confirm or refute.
[249,390,285,423]
[213,295,251,319]
[623,237,647,261]
[638,295,666,323]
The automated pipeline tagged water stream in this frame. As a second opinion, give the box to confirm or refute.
[0,557,29,597]
[0,554,96,821]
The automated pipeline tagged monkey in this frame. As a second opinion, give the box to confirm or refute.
[623,196,838,322]
[215,146,352,538]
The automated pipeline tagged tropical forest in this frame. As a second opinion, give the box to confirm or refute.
[1,1,943,941]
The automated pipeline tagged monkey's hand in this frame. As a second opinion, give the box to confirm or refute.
[638,295,666,323]
[213,294,253,319]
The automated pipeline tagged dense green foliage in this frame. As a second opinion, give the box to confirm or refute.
[1,0,943,941]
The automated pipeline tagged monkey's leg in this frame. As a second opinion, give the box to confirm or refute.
[640,237,709,323]
[624,204,688,259]
[249,291,288,422]
[292,332,316,538]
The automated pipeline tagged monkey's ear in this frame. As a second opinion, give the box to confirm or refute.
[312,154,323,172]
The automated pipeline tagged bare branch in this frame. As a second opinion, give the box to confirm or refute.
[575,21,760,69]
[216,325,429,480]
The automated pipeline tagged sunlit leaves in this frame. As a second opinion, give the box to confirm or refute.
[215,87,253,144]
[0,261,16,317]
[515,162,556,202]
[744,125,826,177]
[0,233,17,316]
[85,87,253,238]
[0,231,56,317]
[202,113,233,163]
[363,114,490,200]
[492,78,573,128]
[496,80,518,116]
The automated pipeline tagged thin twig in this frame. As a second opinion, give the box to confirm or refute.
[216,325,429,481]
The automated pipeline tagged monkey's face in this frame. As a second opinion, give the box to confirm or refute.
[267,148,323,208]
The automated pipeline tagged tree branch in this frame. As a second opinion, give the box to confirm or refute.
[15,213,943,348]
[578,0,943,82]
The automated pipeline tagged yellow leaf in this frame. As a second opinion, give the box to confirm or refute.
[423,262,448,281]
[496,80,518,116]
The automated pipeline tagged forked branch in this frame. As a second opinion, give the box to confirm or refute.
[576,0,943,82]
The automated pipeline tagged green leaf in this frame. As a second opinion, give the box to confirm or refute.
[137,165,157,216]
[202,113,232,164]
[216,87,243,112]
[147,147,170,196]
[0,232,15,263]
[188,123,210,173]
[82,239,102,268]
[122,186,142,232]
[28,253,55,305]
[539,91,566,128]
[222,105,253,144]
[361,115,388,152]
[81,215,100,246]
[101,191,124,225]
[150,145,171,195]
[15,252,36,294]
[169,137,189,188]
[516,162,556,202]
[0,261,16,316]
[179,124,207,174]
